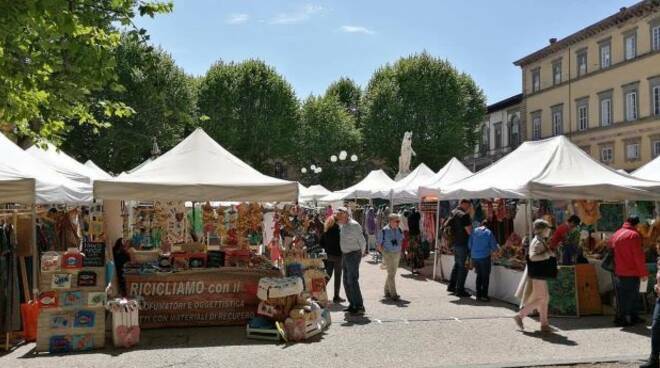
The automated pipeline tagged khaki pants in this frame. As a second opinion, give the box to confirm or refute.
[383,251,401,297]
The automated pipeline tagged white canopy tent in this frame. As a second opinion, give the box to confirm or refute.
[84,160,113,179]
[418,158,474,199]
[27,143,111,184]
[321,169,395,202]
[374,163,435,204]
[299,184,332,203]
[432,136,660,201]
[94,128,298,202]
[0,133,92,205]
[633,155,660,181]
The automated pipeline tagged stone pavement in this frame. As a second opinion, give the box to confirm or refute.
[0,257,653,368]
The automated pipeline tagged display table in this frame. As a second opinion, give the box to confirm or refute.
[125,267,280,328]
[436,254,524,305]
[587,257,614,294]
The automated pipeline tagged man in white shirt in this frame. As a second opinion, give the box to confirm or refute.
[335,207,367,315]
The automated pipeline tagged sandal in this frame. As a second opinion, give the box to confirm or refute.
[513,315,524,330]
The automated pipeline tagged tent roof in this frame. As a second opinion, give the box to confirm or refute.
[433,136,660,201]
[0,134,92,204]
[322,169,395,201]
[84,160,113,179]
[418,158,474,199]
[299,184,332,203]
[93,128,298,202]
[27,143,111,183]
[633,156,660,181]
[373,163,435,203]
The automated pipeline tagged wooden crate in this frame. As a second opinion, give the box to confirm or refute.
[40,267,106,292]
[36,306,105,353]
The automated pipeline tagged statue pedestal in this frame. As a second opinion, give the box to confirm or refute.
[395,171,410,181]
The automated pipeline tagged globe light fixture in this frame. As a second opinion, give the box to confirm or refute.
[330,155,338,163]
[310,164,317,171]
[301,167,307,174]
[316,167,323,173]
[351,154,358,162]
[339,150,347,161]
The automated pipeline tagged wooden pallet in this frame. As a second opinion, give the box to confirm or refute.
[246,325,281,342]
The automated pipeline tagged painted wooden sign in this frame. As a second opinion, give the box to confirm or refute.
[125,268,279,328]
[82,241,106,267]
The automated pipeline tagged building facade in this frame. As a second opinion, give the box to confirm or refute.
[515,1,660,171]
[465,94,522,171]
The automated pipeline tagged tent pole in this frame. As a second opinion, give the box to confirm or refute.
[31,205,38,300]
[389,191,393,215]
[433,199,441,281]
[656,201,659,218]
[527,199,534,242]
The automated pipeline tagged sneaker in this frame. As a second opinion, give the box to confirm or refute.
[333,296,346,304]
[447,287,456,294]
[343,306,356,313]
[540,324,552,333]
[352,307,366,316]
[513,315,524,330]
[478,296,491,302]
[391,295,400,301]
[455,291,471,298]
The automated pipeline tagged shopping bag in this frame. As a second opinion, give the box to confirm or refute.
[20,301,39,342]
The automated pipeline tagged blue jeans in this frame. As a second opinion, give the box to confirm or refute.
[342,250,363,309]
[449,246,468,293]
[652,299,660,355]
[614,276,641,321]
[473,256,491,298]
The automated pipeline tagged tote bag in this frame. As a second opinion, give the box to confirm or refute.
[526,255,558,279]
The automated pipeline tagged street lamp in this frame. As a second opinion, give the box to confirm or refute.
[330,151,359,188]
[339,150,347,161]
[351,154,358,162]
[301,167,307,174]
[330,155,338,163]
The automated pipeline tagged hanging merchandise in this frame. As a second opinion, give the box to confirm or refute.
[574,200,601,226]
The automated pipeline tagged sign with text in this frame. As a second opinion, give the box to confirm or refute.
[125,268,279,328]
[82,241,106,267]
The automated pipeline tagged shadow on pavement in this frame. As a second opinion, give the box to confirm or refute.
[341,314,372,326]
[521,330,578,346]
[379,298,411,308]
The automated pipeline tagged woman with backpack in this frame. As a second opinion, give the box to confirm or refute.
[377,213,405,301]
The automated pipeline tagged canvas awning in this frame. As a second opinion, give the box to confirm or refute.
[93,128,298,202]
[373,163,435,204]
[0,133,92,204]
[417,158,474,199]
[84,160,113,179]
[299,184,332,203]
[321,169,395,201]
[433,136,660,201]
[27,143,112,184]
[633,155,660,181]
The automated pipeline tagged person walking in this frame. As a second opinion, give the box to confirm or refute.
[336,207,367,315]
[514,219,555,333]
[468,221,500,302]
[319,215,345,304]
[640,242,660,368]
[446,199,473,297]
[610,216,648,327]
[377,213,404,301]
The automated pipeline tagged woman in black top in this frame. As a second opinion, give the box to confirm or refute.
[320,215,345,303]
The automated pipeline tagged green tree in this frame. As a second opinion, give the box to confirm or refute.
[62,36,196,174]
[197,59,299,174]
[0,0,172,145]
[297,95,362,189]
[324,77,362,123]
[361,52,486,172]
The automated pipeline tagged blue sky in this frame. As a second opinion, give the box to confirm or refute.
[136,0,630,104]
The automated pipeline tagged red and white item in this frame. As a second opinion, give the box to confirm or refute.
[61,248,84,269]
[107,298,140,348]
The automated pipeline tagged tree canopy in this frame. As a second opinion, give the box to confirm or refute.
[197,59,299,174]
[0,0,172,145]
[361,52,486,172]
[324,77,362,124]
[62,36,196,174]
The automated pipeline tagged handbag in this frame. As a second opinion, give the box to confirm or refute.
[601,249,615,273]
[526,255,558,279]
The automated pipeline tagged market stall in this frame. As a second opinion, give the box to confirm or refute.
[321,169,395,202]
[374,163,435,205]
[421,136,660,312]
[93,129,329,339]
[298,184,331,205]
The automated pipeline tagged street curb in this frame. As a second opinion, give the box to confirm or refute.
[440,354,647,368]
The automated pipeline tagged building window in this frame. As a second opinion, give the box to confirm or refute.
[624,90,638,121]
[599,41,611,69]
[624,31,637,61]
[480,125,489,154]
[531,112,542,140]
[494,122,502,149]
[577,100,589,131]
[600,145,614,163]
[599,91,613,127]
[552,60,562,86]
[531,68,541,93]
[551,105,563,136]
[651,23,660,51]
[626,142,640,161]
[510,115,521,148]
[651,78,660,117]
[653,139,660,158]
[576,50,587,77]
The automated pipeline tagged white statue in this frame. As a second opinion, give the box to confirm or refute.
[396,131,416,180]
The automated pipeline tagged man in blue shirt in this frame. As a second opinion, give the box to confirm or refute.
[377,213,405,300]
[468,220,500,302]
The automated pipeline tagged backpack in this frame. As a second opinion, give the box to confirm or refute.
[441,209,463,247]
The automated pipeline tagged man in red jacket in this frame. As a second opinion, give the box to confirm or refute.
[609,216,649,327]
